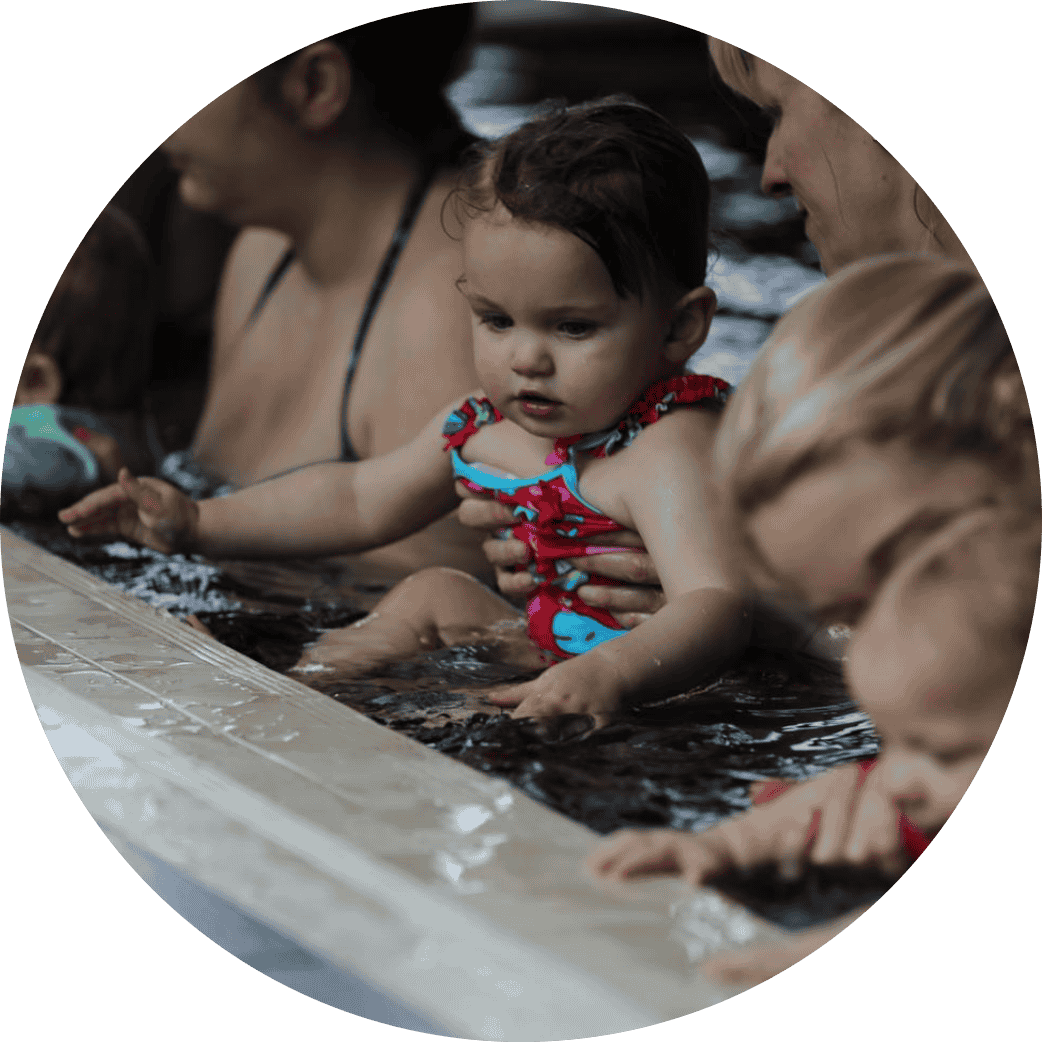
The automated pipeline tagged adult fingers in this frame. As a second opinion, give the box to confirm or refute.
[494,567,537,598]
[609,612,653,631]
[569,552,659,586]
[577,581,666,615]
[482,538,531,569]
[455,488,515,529]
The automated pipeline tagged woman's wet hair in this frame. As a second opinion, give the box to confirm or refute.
[451,96,711,300]
[716,254,1037,518]
[253,5,475,153]
[30,206,153,411]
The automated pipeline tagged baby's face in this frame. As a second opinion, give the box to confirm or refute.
[845,533,1018,834]
[458,209,673,440]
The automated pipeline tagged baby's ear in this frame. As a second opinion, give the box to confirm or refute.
[665,287,717,366]
[14,352,62,406]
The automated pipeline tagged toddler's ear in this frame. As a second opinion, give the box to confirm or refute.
[665,287,717,365]
[14,352,62,406]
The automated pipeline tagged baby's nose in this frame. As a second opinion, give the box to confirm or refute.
[511,337,554,376]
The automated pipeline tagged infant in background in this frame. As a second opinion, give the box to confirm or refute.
[5,206,154,518]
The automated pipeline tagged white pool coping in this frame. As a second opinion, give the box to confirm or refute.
[4,528,786,1040]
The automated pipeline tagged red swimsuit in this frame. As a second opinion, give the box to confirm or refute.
[751,760,931,860]
[442,374,731,659]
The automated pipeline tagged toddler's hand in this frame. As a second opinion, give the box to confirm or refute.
[58,468,199,554]
[486,663,622,729]
[588,828,725,886]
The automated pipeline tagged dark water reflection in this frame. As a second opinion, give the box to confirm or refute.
[15,520,897,928]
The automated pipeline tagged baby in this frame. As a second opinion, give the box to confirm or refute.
[61,98,751,726]
[5,206,154,518]
[590,254,1038,979]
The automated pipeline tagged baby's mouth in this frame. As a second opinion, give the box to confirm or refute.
[516,391,561,417]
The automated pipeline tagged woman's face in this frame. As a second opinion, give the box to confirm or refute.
[714,51,935,273]
[162,78,302,227]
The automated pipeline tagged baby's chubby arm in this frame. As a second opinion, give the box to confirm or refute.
[489,411,750,723]
[60,397,472,558]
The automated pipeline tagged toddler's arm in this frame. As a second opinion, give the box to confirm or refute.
[489,410,748,723]
[59,398,469,558]
[587,763,907,884]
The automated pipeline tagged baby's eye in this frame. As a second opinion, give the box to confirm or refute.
[558,320,596,338]
[480,313,512,332]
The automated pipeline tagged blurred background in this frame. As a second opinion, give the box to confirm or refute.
[112,2,822,454]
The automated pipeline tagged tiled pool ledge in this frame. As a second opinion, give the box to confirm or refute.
[4,527,785,1040]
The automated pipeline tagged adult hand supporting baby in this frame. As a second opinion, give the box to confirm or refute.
[455,482,666,625]
[58,467,198,554]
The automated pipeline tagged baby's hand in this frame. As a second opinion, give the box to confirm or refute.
[486,661,622,729]
[587,828,723,886]
[58,468,199,554]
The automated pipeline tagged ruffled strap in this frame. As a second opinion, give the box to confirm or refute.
[442,396,503,451]
[550,373,731,463]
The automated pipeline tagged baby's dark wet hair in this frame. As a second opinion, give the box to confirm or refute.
[455,97,711,299]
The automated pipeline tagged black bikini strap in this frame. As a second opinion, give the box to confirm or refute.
[247,247,296,327]
[339,164,438,460]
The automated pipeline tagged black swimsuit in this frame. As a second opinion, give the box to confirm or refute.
[246,164,437,467]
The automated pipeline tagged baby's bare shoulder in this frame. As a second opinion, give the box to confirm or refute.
[626,406,720,462]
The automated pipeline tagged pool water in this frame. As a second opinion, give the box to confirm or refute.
[12,519,894,931]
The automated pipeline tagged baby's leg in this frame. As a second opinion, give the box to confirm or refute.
[294,567,525,676]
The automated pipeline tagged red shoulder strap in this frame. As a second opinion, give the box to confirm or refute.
[550,373,731,462]
[442,396,503,452]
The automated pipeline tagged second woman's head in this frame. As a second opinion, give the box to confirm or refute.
[708,39,970,274]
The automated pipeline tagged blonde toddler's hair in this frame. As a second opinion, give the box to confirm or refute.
[715,254,1035,525]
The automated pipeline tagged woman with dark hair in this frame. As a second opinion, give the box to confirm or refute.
[162,6,487,577]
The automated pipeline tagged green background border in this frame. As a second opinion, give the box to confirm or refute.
[2,0,1033,1037]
